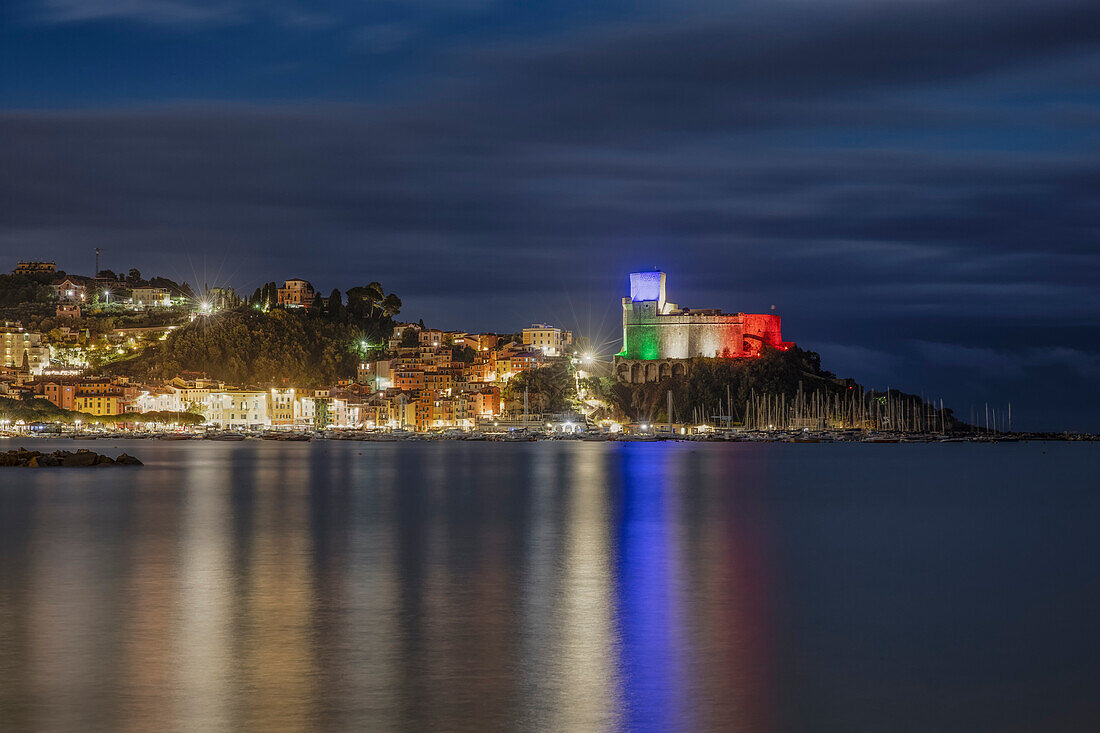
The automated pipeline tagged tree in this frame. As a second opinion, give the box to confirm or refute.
[313,398,330,430]
[503,361,576,414]
[327,289,344,322]
[452,345,477,364]
[381,293,401,317]
[127,268,142,284]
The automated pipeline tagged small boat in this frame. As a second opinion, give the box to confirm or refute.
[156,433,194,441]
[70,434,98,440]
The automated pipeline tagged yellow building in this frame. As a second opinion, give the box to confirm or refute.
[13,261,56,275]
[75,392,122,416]
[522,324,573,356]
[204,390,269,428]
[270,388,296,427]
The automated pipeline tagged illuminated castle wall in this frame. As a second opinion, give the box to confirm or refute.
[614,271,792,384]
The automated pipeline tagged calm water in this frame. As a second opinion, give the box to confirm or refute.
[1,439,1098,732]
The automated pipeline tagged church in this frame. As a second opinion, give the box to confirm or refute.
[614,271,793,384]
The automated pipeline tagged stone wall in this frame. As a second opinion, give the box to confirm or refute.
[613,357,692,384]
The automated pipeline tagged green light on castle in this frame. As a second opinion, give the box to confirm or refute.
[625,325,660,360]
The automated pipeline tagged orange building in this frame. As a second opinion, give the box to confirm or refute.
[276,279,315,308]
[394,369,426,391]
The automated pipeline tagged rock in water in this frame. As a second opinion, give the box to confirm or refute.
[61,450,100,468]
[0,448,141,468]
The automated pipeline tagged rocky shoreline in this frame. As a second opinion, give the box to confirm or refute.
[0,448,143,468]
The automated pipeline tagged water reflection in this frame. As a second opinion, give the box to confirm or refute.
[4,440,1093,731]
[0,442,779,731]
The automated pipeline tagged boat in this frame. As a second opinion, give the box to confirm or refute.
[156,433,194,440]
[70,434,98,440]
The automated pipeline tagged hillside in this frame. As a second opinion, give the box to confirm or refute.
[105,304,394,387]
[584,346,961,428]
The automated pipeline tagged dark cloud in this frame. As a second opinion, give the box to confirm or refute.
[2,0,1098,429]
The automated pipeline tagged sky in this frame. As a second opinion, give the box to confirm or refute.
[2,0,1099,430]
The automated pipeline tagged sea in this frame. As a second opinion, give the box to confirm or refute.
[1,439,1098,732]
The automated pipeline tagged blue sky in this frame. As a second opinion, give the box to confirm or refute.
[2,0,1099,429]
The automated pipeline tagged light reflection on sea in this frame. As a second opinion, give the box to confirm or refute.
[1,440,1098,732]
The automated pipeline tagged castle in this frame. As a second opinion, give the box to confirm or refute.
[614,271,792,384]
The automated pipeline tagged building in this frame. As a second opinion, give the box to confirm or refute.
[13,261,56,275]
[30,376,134,416]
[131,287,172,308]
[522,324,573,356]
[357,359,393,389]
[168,376,222,408]
[133,388,184,414]
[51,278,87,302]
[270,388,296,427]
[0,322,50,374]
[277,279,315,308]
[74,392,123,417]
[56,304,81,319]
[204,390,270,429]
[614,271,793,384]
[495,350,541,381]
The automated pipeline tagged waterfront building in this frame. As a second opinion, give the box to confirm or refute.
[204,390,269,429]
[614,271,793,384]
[168,376,223,408]
[270,388,296,427]
[74,391,123,416]
[133,388,184,414]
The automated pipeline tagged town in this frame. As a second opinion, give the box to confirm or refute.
[1,259,604,434]
[4,258,1033,441]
